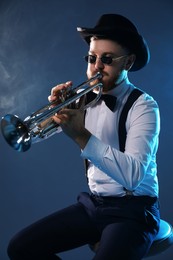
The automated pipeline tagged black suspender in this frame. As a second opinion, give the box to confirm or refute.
[118,88,143,152]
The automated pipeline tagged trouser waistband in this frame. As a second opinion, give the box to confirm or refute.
[91,193,159,206]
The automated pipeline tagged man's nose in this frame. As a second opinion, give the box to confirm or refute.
[94,57,105,69]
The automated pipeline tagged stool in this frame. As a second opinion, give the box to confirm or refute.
[89,219,173,258]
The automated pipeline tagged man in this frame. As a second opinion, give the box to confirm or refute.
[7,14,160,260]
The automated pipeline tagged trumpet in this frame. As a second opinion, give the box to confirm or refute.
[1,72,103,152]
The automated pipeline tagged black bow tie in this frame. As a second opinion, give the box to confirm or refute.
[86,91,117,111]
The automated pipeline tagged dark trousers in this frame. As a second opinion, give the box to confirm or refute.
[7,192,160,260]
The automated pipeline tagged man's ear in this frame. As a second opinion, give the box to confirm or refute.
[125,54,136,71]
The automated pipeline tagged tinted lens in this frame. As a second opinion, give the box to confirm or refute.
[101,56,113,65]
[85,55,96,64]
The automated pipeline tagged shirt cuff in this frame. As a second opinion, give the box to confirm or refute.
[81,135,107,166]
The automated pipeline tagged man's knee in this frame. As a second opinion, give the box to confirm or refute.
[7,235,21,259]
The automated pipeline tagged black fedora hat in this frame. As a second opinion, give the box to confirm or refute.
[77,14,150,71]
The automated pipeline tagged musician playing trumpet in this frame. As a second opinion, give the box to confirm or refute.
[7,14,160,260]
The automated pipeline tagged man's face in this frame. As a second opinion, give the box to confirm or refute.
[86,38,132,92]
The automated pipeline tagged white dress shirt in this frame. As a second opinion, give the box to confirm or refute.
[81,77,160,197]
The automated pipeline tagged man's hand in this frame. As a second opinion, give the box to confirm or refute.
[49,82,91,149]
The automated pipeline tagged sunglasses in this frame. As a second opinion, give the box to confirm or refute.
[84,54,127,65]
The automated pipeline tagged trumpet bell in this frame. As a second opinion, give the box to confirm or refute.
[1,114,31,152]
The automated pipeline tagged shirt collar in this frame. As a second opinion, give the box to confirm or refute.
[107,77,133,98]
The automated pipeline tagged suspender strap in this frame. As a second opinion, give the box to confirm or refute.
[118,88,144,152]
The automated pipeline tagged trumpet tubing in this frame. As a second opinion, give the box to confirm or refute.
[1,72,103,152]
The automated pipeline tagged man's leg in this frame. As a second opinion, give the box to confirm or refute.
[7,202,100,260]
[93,220,154,260]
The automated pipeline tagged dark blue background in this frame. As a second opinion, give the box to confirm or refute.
[0,0,173,259]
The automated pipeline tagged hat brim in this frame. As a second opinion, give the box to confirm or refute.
[77,27,150,71]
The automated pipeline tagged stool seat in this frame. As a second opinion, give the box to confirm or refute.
[144,219,173,258]
[89,219,173,258]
